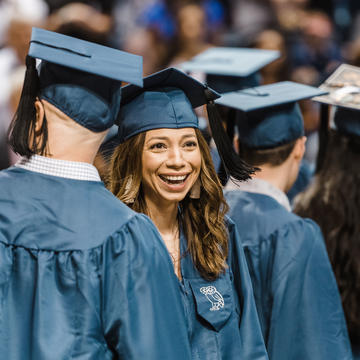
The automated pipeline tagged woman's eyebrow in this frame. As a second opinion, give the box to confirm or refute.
[146,133,196,142]
[146,136,169,143]
[182,134,197,139]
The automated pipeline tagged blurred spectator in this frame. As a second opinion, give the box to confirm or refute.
[288,10,343,84]
[270,0,309,33]
[123,27,168,76]
[0,0,48,168]
[290,63,323,168]
[346,37,360,67]
[227,0,276,46]
[253,29,291,84]
[43,0,115,14]
[112,0,156,48]
[122,0,224,75]
[46,2,113,45]
[168,2,213,66]
[0,0,48,47]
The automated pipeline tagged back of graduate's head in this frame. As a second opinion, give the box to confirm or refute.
[8,27,143,158]
[236,103,307,168]
[215,81,325,185]
[236,103,307,192]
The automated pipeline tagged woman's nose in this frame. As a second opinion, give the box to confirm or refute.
[166,147,185,168]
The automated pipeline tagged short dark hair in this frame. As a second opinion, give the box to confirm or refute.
[239,139,297,167]
[8,56,49,157]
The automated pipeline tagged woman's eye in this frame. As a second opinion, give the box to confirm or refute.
[150,143,166,150]
[184,141,197,148]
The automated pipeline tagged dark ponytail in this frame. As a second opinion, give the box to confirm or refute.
[8,55,48,157]
[205,88,255,182]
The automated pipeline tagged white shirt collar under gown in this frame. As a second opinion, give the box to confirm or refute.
[225,177,291,212]
[15,154,101,182]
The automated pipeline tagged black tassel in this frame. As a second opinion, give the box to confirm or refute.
[205,88,255,182]
[8,55,43,157]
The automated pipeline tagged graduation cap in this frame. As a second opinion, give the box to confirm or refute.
[312,64,360,170]
[179,47,280,93]
[28,27,143,132]
[116,67,255,181]
[215,81,327,149]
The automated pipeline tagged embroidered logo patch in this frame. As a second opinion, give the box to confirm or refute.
[200,286,224,311]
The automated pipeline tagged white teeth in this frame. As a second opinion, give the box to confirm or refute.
[162,175,187,181]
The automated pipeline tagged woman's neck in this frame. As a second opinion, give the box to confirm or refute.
[145,195,182,279]
[145,196,178,234]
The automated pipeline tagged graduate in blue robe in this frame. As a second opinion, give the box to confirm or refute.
[177,218,268,359]
[295,80,360,359]
[216,82,353,359]
[110,68,269,359]
[0,28,191,359]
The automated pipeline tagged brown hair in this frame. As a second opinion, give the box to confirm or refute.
[239,139,297,167]
[110,128,229,280]
[294,130,360,344]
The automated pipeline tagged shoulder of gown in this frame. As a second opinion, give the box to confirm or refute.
[0,167,192,359]
[225,190,353,360]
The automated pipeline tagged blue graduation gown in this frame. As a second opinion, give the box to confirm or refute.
[224,190,353,360]
[0,167,191,360]
[179,217,268,360]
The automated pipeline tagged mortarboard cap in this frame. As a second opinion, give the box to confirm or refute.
[117,67,255,182]
[28,27,143,132]
[180,47,280,93]
[312,64,360,137]
[215,81,327,148]
[117,67,220,142]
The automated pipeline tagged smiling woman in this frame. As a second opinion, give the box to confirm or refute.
[109,68,268,359]
[111,126,228,280]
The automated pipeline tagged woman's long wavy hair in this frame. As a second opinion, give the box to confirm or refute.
[294,130,360,344]
[110,128,229,280]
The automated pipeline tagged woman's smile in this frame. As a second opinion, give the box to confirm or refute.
[158,173,190,189]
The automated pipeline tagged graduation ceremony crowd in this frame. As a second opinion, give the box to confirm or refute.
[1,0,360,359]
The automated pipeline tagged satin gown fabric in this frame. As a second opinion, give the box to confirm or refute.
[225,190,353,360]
[178,217,268,360]
[0,167,191,360]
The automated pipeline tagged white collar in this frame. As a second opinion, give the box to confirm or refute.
[15,155,101,182]
[225,177,291,212]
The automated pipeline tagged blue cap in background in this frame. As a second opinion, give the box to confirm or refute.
[29,27,143,132]
[312,63,360,138]
[179,47,280,93]
[216,81,327,148]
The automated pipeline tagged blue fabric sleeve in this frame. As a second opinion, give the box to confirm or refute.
[267,220,353,360]
[101,214,191,359]
[227,219,269,360]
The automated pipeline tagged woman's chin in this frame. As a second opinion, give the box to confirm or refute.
[154,186,191,204]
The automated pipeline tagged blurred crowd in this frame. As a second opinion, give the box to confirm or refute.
[1,0,360,170]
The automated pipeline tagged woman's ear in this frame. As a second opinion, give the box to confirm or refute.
[34,99,45,133]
